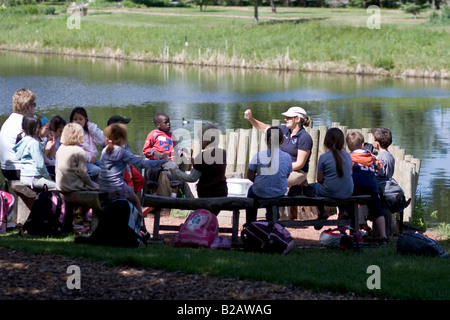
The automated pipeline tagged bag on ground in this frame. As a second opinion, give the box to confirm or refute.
[397,232,448,258]
[22,190,71,236]
[0,191,15,234]
[319,226,364,250]
[380,178,407,213]
[174,209,219,248]
[81,199,148,248]
[241,221,294,254]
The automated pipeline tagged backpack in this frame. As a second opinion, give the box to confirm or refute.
[319,226,364,250]
[174,209,219,248]
[380,178,407,213]
[22,190,71,236]
[1,191,15,234]
[241,221,294,254]
[397,232,449,258]
[80,199,149,248]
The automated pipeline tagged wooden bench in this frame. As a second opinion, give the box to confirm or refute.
[6,179,107,230]
[142,194,254,245]
[58,191,108,232]
[8,180,45,225]
[256,195,373,230]
[142,193,372,246]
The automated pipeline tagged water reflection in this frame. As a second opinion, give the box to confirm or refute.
[0,51,449,222]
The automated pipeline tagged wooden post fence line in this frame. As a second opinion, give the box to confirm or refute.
[188,120,420,223]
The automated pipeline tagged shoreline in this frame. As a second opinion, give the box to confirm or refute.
[1,47,449,81]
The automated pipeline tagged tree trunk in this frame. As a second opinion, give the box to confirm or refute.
[270,0,277,13]
[254,0,259,24]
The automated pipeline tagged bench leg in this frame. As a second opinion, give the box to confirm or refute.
[231,209,240,244]
[14,193,35,225]
[353,203,359,230]
[271,206,278,222]
[151,207,162,242]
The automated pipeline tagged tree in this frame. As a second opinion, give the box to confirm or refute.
[400,3,428,19]
[195,0,211,12]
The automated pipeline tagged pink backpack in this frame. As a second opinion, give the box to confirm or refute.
[175,209,219,248]
[1,191,15,234]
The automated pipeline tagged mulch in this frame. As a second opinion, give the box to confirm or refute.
[0,210,437,301]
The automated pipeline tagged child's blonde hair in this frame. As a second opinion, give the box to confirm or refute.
[12,88,36,114]
[61,123,84,146]
[104,123,128,155]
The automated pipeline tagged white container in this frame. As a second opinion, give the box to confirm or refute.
[227,178,253,198]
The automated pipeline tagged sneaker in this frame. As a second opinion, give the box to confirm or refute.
[404,197,412,209]
[314,208,330,230]
[379,237,389,247]
[142,207,153,216]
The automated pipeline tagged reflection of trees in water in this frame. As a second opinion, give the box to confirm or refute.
[430,174,450,223]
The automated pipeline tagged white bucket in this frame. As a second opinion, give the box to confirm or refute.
[227,178,253,198]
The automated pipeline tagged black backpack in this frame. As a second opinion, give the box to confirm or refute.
[397,232,449,258]
[241,221,294,254]
[77,199,149,248]
[23,190,72,236]
[380,178,407,213]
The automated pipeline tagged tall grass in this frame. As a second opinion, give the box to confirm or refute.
[0,7,449,77]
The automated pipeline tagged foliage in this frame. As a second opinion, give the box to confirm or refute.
[0,0,36,6]
[427,4,450,25]
[400,2,429,18]
[194,0,211,11]
[0,3,55,14]
[412,187,433,229]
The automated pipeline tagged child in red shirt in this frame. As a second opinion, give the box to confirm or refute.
[142,113,184,197]
[143,113,177,160]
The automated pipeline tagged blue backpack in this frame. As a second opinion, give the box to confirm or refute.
[397,232,448,258]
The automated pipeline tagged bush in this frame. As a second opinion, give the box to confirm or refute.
[400,2,428,18]
[374,57,395,70]
[427,5,450,25]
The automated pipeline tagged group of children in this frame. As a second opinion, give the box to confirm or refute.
[311,127,403,244]
[1,89,404,244]
[0,89,175,222]
[243,118,402,245]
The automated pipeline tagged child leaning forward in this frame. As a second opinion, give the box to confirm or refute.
[99,123,166,212]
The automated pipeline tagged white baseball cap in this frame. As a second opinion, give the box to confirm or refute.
[281,106,308,119]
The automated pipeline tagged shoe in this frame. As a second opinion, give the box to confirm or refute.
[404,197,412,209]
[379,237,389,246]
[314,208,329,230]
[142,207,153,216]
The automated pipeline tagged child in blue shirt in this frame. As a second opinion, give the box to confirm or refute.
[245,127,293,223]
[311,128,353,229]
[346,131,387,244]
[99,123,166,212]
[13,114,56,190]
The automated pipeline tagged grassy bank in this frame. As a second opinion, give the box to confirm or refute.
[1,232,449,299]
[0,5,449,78]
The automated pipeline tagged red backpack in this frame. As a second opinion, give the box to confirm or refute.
[319,226,364,250]
[175,209,219,248]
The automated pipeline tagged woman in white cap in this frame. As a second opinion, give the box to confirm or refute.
[244,106,313,188]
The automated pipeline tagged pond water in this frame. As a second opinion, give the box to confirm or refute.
[1,51,449,223]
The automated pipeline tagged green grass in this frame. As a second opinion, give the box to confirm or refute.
[1,231,449,299]
[0,5,449,77]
